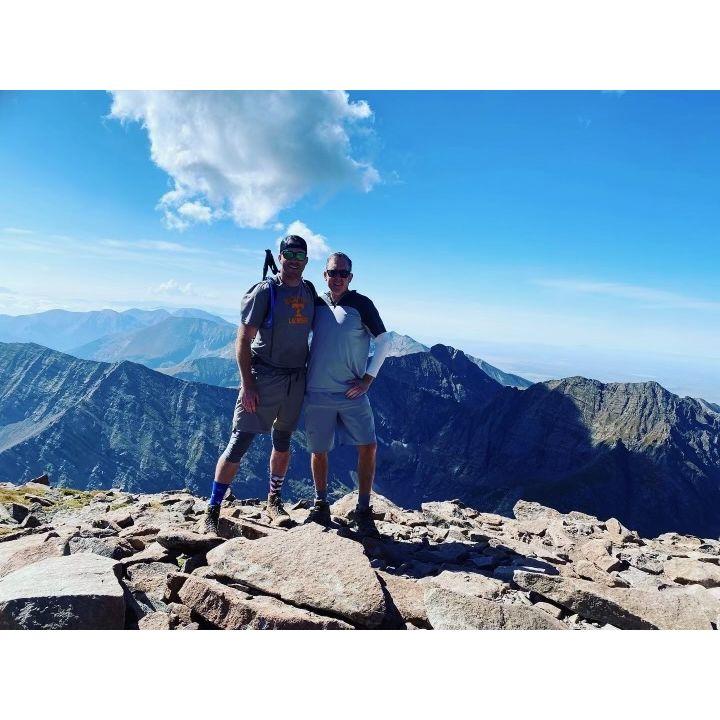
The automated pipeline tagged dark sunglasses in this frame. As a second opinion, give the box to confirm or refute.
[326,269,351,278]
[281,249,308,261]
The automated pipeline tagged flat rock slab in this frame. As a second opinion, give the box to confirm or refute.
[378,571,429,627]
[664,558,720,588]
[612,587,714,630]
[0,532,69,579]
[121,541,176,567]
[69,535,136,560]
[155,529,225,554]
[0,553,125,629]
[208,523,386,628]
[179,575,353,629]
[513,571,706,629]
[217,515,281,540]
[125,562,179,601]
[330,492,409,523]
[424,587,567,630]
[421,570,509,600]
[138,611,171,630]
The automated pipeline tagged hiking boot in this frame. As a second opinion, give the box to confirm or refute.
[266,492,294,528]
[349,506,381,538]
[200,504,220,535]
[304,499,332,527]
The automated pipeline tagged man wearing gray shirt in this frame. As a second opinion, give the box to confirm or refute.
[201,235,315,533]
[304,252,393,536]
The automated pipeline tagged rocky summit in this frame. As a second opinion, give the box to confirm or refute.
[2,481,720,630]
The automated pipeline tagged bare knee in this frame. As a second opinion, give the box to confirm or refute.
[357,443,377,457]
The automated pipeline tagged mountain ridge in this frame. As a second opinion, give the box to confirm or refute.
[1,341,718,537]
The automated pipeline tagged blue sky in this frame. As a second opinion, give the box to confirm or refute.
[1,90,719,400]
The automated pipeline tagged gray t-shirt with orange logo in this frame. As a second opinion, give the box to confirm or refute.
[240,275,315,369]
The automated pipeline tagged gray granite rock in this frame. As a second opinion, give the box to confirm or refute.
[207,523,386,628]
[179,575,353,629]
[424,587,567,630]
[0,553,125,629]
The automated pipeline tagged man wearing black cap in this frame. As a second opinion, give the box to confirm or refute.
[201,235,316,533]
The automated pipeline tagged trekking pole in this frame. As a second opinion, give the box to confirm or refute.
[262,249,279,280]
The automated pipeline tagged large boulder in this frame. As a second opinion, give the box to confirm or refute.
[0,531,69,579]
[378,572,429,627]
[207,523,386,628]
[330,492,412,523]
[514,571,713,629]
[155,529,225,554]
[663,558,720,588]
[0,553,125,629]
[125,562,179,602]
[512,500,562,523]
[424,587,567,630]
[420,570,509,600]
[179,575,353,629]
[68,535,136,560]
[513,571,654,629]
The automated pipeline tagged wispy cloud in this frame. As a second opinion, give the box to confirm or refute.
[99,238,202,254]
[149,278,195,296]
[536,278,720,311]
[275,220,331,260]
[108,91,379,231]
[2,227,34,235]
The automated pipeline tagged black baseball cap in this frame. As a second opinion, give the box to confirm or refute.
[279,235,307,253]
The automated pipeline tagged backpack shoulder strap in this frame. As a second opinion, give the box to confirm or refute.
[260,279,276,329]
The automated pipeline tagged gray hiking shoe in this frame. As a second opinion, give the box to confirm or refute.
[305,499,332,527]
[266,492,293,528]
[200,504,220,535]
[349,506,381,538]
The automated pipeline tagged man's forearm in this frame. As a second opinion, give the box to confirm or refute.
[237,336,255,388]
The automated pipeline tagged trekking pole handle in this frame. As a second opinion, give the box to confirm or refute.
[262,248,279,279]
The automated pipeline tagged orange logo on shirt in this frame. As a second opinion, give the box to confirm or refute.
[286,295,309,325]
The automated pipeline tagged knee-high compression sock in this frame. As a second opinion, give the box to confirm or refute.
[356,491,371,512]
[209,481,230,508]
[269,473,285,496]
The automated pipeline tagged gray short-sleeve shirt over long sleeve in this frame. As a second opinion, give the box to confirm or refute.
[307,290,387,393]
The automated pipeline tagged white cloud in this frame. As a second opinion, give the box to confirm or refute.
[177,202,213,223]
[150,278,195,296]
[108,91,379,230]
[2,227,34,235]
[276,220,331,260]
[100,238,200,254]
[536,278,720,311]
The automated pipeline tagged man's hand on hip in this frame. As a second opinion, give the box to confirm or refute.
[345,376,372,400]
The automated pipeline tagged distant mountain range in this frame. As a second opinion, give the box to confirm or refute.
[0,307,230,352]
[1,340,718,538]
[1,308,531,390]
[70,317,237,369]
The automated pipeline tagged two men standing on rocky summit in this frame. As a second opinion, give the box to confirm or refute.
[202,235,392,538]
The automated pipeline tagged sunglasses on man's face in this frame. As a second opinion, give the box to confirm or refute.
[281,249,308,261]
[326,269,351,278]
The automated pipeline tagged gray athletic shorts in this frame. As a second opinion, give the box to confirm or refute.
[232,365,306,434]
[304,391,376,453]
